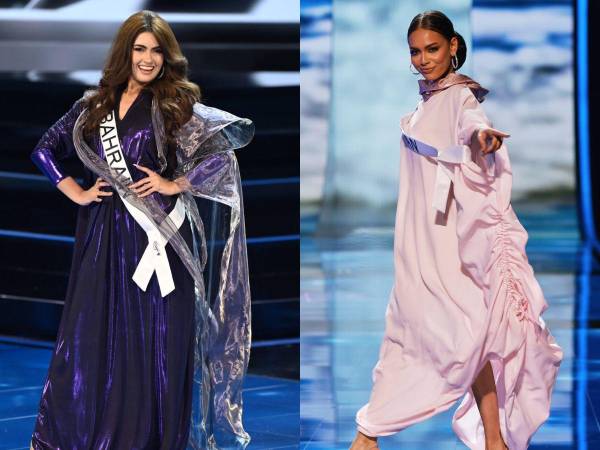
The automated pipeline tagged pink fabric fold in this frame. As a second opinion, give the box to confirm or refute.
[450,139,563,450]
[356,75,563,450]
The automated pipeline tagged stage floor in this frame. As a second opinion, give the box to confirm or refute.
[300,200,598,449]
[0,341,298,449]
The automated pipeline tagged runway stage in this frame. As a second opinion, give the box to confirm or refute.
[0,340,299,449]
[300,199,596,449]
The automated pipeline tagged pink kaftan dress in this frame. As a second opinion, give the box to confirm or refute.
[355,71,563,450]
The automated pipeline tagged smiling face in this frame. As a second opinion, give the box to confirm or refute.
[130,31,164,86]
[408,28,457,81]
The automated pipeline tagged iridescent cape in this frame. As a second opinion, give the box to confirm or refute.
[72,91,255,449]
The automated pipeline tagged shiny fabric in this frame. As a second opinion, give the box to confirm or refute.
[418,70,489,103]
[355,71,563,450]
[30,85,254,449]
[31,101,85,186]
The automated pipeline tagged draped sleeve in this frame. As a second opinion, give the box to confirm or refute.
[30,97,86,185]
[457,86,493,148]
[174,102,255,184]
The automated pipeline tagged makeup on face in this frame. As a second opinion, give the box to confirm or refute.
[408,29,455,81]
[131,31,164,84]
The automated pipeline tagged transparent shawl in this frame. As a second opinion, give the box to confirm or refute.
[72,94,255,449]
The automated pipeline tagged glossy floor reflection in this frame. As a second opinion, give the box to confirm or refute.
[301,201,597,449]
[0,341,298,449]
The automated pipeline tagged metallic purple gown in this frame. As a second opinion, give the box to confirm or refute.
[29,86,250,449]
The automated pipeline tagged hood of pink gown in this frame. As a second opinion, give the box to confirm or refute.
[418,71,489,103]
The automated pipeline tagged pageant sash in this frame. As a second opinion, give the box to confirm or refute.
[400,126,495,214]
[99,110,185,297]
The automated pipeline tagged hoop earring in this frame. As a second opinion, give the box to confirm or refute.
[451,55,458,70]
[157,65,165,79]
[409,63,420,75]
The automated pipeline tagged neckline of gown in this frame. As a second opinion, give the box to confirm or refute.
[417,71,489,102]
[116,86,151,123]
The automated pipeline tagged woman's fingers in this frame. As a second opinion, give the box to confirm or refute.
[137,183,155,194]
[491,135,500,153]
[93,165,161,198]
[484,135,496,153]
[130,178,152,191]
[477,130,487,152]
[132,185,154,195]
[133,163,154,175]
[129,173,157,188]
[138,186,156,197]
[479,128,508,154]
[95,178,111,191]
[495,136,503,151]
[488,127,510,138]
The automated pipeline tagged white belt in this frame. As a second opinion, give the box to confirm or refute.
[400,126,494,214]
[99,110,184,298]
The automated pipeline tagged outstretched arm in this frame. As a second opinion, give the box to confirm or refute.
[457,87,509,154]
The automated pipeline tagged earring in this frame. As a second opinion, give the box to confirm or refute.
[409,63,420,75]
[451,54,458,69]
[157,65,165,79]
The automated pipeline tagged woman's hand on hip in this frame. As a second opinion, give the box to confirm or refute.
[76,177,113,206]
[129,164,182,197]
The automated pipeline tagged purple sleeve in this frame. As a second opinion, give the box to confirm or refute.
[31,97,86,185]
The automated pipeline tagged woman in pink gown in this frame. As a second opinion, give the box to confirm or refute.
[350,10,563,450]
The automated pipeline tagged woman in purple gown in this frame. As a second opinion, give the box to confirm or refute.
[29,10,254,450]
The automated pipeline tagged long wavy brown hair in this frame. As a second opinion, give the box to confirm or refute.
[82,10,201,174]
